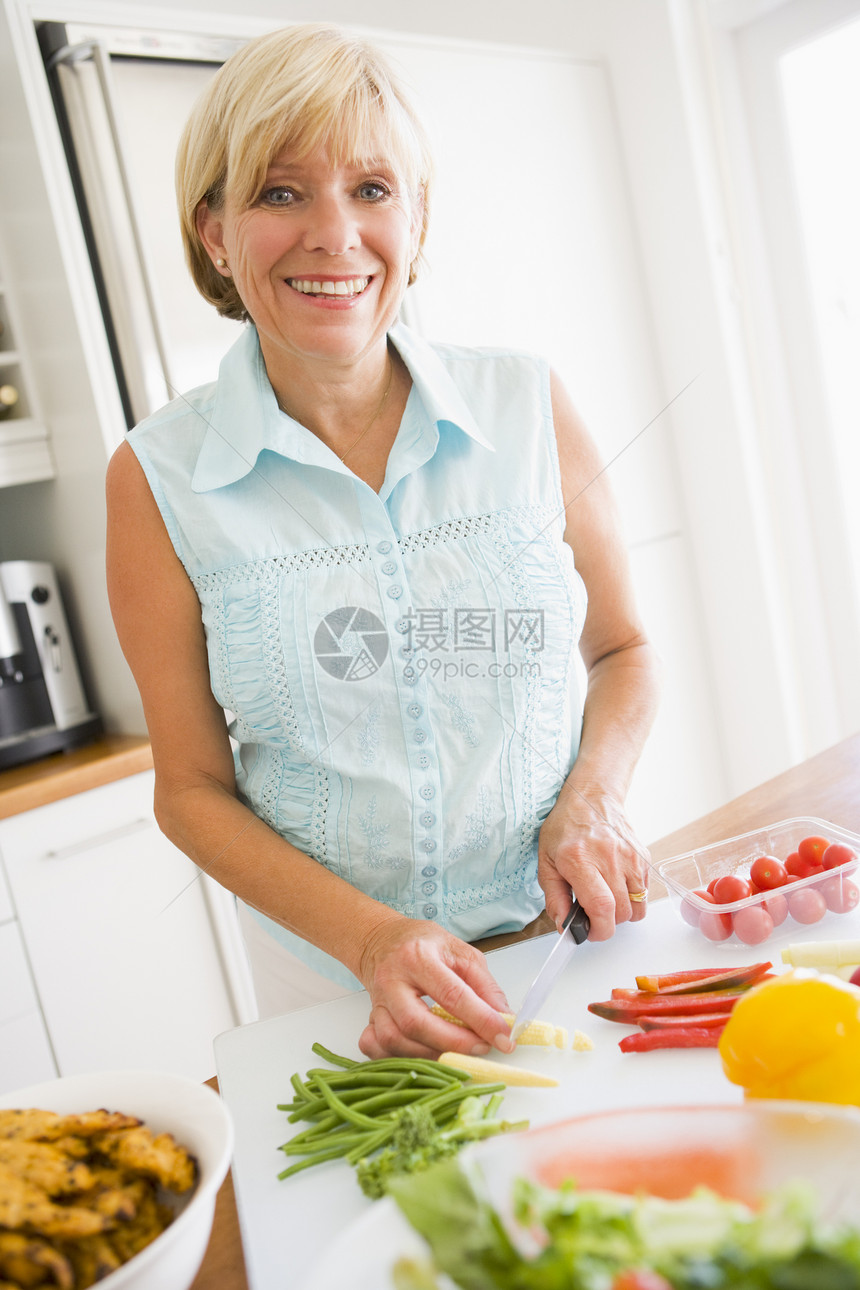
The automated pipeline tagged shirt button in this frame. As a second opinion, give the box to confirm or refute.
[400,646,414,659]
[417,753,430,768]
[407,703,422,719]
[419,784,435,800]
[423,904,438,919]
[387,585,403,599]
[403,671,419,686]
[420,812,435,828]
[381,560,397,575]
[376,540,392,553]
[413,728,427,744]
[421,865,437,877]
[421,838,437,853]
[395,618,411,634]
[422,881,437,897]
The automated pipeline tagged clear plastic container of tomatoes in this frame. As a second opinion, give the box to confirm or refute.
[652,817,860,947]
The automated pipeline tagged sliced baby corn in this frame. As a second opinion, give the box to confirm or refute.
[430,1004,568,1049]
[571,1029,595,1051]
[438,1052,559,1087]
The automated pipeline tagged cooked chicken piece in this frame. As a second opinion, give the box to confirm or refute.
[93,1126,197,1193]
[0,1162,108,1238]
[0,1140,95,1197]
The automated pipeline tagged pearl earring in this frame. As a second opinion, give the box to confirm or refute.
[216,257,227,268]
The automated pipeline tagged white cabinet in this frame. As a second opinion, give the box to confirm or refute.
[0,858,12,923]
[0,921,57,1090]
[0,816,57,1093]
[0,770,254,1087]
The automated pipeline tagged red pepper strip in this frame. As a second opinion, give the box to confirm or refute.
[610,986,744,1004]
[588,992,742,1022]
[619,1027,722,1052]
[638,1012,730,1031]
[633,962,772,994]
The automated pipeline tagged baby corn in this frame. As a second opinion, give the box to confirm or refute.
[438,1053,559,1087]
[430,1005,568,1049]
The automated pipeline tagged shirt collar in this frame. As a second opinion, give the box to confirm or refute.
[191,321,494,493]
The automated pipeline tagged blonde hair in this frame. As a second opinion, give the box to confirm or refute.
[176,23,434,321]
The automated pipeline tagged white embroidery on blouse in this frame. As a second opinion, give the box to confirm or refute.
[448,786,491,860]
[358,795,407,870]
[442,692,480,748]
[357,701,381,767]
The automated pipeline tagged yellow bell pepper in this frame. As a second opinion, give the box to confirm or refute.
[718,971,860,1105]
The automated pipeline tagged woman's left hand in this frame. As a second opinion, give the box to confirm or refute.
[537,784,650,939]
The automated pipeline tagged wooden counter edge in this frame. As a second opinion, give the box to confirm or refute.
[192,1078,249,1290]
[0,735,153,818]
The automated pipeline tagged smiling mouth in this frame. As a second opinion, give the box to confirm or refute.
[286,277,371,297]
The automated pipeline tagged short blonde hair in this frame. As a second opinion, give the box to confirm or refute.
[176,23,434,321]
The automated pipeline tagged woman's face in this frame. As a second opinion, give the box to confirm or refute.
[198,144,422,377]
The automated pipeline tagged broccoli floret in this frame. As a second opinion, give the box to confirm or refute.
[355,1097,528,1200]
[356,1104,460,1199]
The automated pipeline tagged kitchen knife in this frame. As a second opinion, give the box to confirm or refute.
[510,901,590,1041]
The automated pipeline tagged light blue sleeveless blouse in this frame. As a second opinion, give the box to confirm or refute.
[129,323,587,985]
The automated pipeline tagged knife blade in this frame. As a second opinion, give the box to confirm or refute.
[510,901,590,1041]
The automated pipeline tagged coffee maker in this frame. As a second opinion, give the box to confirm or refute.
[0,561,102,770]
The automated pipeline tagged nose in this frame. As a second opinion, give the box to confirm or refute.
[302,192,360,256]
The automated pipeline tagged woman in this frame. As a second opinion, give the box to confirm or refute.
[106,23,660,1060]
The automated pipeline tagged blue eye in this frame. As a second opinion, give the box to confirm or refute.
[260,186,296,207]
[357,182,389,202]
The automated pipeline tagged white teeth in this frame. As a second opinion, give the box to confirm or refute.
[288,277,370,296]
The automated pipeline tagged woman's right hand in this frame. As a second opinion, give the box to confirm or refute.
[356,917,513,1059]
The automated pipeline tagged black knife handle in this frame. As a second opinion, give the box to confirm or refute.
[562,900,590,944]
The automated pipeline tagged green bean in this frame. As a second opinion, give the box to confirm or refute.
[289,1071,315,1103]
[281,1115,346,1146]
[279,1129,373,1157]
[302,1067,419,1086]
[344,1124,397,1165]
[277,1144,354,1179]
[422,1081,505,1116]
[310,1042,359,1068]
[312,1077,386,1129]
[285,1078,411,1121]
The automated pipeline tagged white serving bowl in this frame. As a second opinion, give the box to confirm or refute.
[469,1100,860,1224]
[304,1101,860,1290]
[0,1068,234,1290]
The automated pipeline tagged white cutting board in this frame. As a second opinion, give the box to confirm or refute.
[213,898,856,1290]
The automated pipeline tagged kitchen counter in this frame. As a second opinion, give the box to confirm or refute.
[0,735,152,819]
[189,730,860,1290]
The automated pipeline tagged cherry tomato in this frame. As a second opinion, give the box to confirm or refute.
[749,855,788,890]
[797,835,831,867]
[732,905,774,945]
[762,892,788,927]
[850,967,860,988]
[822,842,857,871]
[786,850,823,879]
[707,877,722,896]
[712,874,752,904]
[698,894,733,941]
[680,890,710,927]
[787,886,827,924]
[612,1273,673,1290]
[820,876,860,914]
